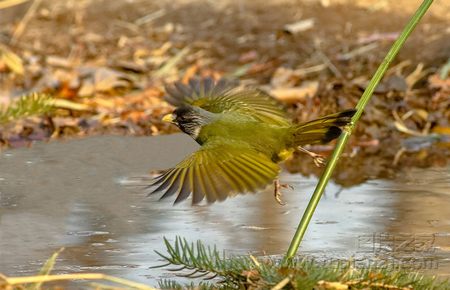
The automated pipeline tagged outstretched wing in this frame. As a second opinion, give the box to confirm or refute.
[147,141,280,204]
[164,77,289,126]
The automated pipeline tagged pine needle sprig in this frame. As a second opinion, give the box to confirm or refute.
[154,237,450,290]
[153,237,247,281]
[0,93,53,124]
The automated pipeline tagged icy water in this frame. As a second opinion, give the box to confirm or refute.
[0,134,449,285]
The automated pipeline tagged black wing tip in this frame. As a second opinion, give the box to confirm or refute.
[145,169,173,196]
[145,169,196,205]
[331,109,357,126]
[322,126,343,143]
[146,185,161,197]
[338,109,357,118]
[146,183,164,197]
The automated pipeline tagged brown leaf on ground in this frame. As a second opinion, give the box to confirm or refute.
[270,81,319,104]
[428,73,450,90]
[0,0,448,176]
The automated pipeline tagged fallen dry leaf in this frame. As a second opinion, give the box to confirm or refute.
[0,45,24,75]
[316,280,349,290]
[50,99,90,111]
[239,50,258,63]
[428,73,450,90]
[93,67,132,93]
[283,18,315,35]
[181,64,199,83]
[432,126,450,135]
[405,63,429,89]
[270,81,319,103]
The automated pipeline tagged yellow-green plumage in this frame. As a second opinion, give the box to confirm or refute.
[149,77,355,204]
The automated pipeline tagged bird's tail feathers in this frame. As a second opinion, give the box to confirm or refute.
[292,109,356,146]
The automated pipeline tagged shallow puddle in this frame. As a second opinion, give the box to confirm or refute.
[0,134,449,284]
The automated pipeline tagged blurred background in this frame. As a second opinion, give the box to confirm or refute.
[0,0,449,176]
[0,0,449,286]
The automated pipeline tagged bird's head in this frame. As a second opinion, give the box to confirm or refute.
[162,106,215,140]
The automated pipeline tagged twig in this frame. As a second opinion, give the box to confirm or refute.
[296,63,327,76]
[10,0,43,45]
[154,47,190,77]
[285,0,434,260]
[337,42,379,61]
[316,51,342,78]
[0,0,29,10]
[135,9,166,26]
[271,277,291,290]
[4,273,157,290]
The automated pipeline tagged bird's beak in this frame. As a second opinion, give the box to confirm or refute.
[162,113,175,123]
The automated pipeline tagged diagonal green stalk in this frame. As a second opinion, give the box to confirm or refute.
[285,0,434,260]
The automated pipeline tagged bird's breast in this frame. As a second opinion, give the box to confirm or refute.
[198,117,290,156]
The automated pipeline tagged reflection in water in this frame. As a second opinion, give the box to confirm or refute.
[0,134,449,283]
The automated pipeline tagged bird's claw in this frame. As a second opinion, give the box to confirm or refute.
[275,192,286,206]
[313,155,326,167]
[298,146,326,167]
[274,180,292,206]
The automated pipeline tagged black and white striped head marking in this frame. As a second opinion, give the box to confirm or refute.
[169,106,215,140]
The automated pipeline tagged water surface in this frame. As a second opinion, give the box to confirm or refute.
[0,134,449,284]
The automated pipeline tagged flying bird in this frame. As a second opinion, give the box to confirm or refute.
[148,77,355,205]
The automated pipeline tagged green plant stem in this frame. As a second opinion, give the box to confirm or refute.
[285,0,434,260]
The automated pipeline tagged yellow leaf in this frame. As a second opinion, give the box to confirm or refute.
[0,45,24,75]
[50,99,90,111]
[316,280,349,290]
[414,109,428,120]
[432,126,450,135]
[0,0,29,10]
